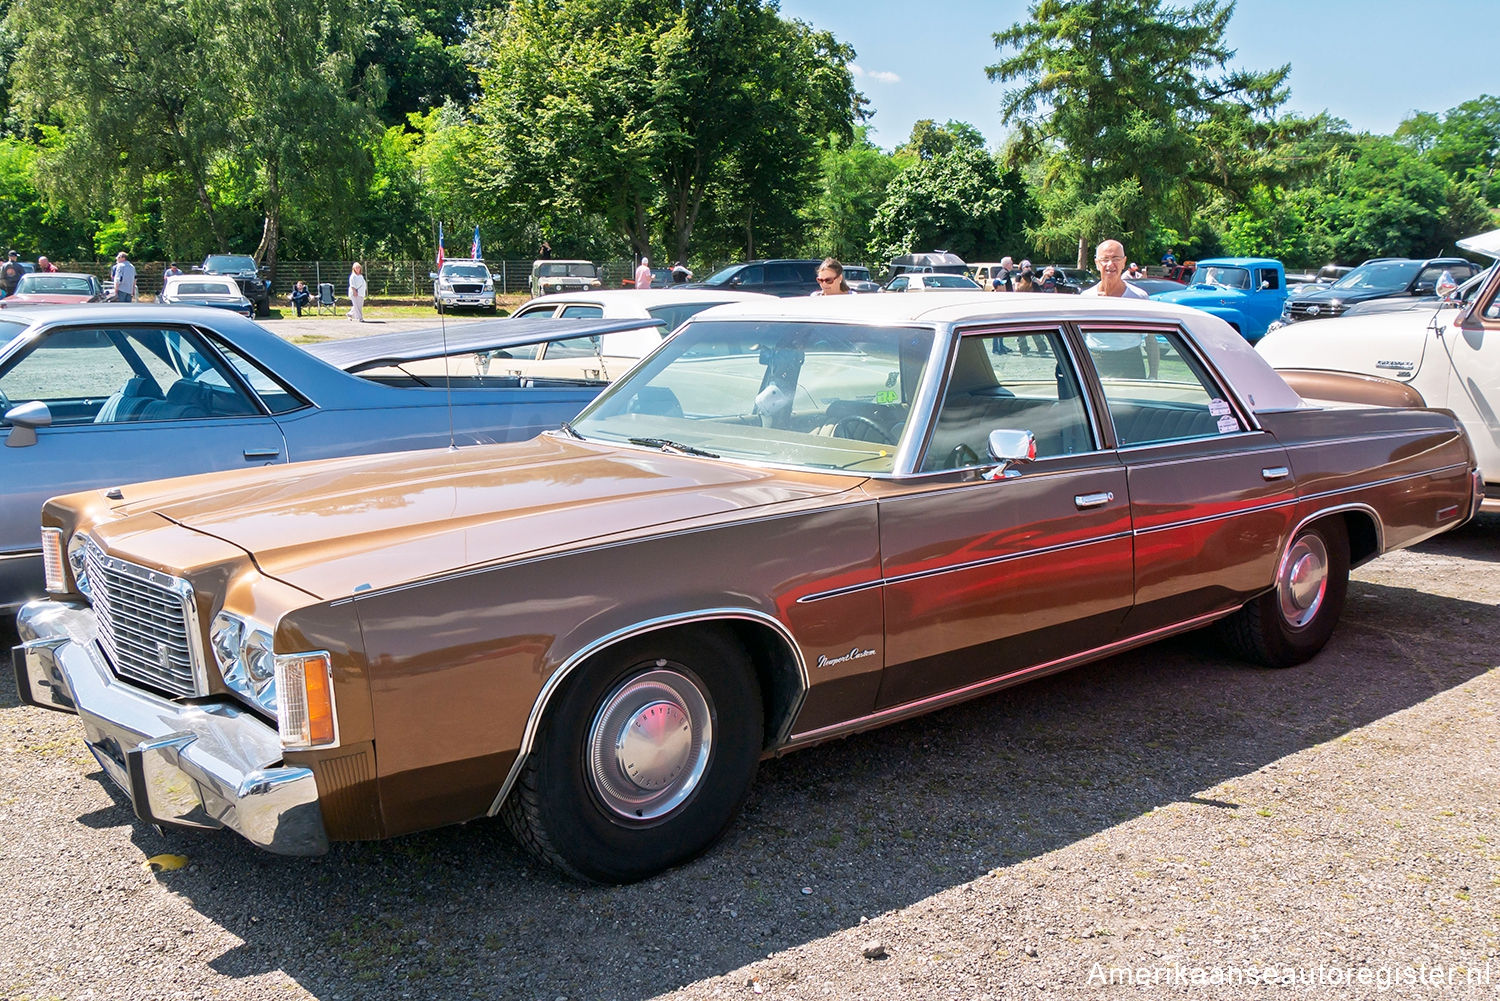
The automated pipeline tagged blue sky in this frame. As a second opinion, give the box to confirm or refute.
[777,0,1494,151]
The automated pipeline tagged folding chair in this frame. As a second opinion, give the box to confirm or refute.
[316,282,338,315]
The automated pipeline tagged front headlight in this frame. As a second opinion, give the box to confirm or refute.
[483,279,494,290]
[211,611,338,748]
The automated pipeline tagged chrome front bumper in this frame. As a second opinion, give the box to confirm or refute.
[12,599,328,855]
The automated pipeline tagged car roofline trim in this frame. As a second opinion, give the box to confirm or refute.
[484,607,807,819]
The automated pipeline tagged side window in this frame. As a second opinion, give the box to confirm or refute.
[512,305,558,319]
[1081,326,1243,447]
[888,277,909,292]
[208,335,306,414]
[558,304,604,318]
[734,265,763,285]
[544,335,605,359]
[1258,268,1280,290]
[0,326,257,425]
[921,331,1094,472]
[765,262,800,283]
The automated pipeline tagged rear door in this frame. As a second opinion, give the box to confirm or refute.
[1076,320,1295,634]
[872,326,1134,709]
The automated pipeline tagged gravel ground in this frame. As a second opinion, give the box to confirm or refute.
[2,514,1497,1001]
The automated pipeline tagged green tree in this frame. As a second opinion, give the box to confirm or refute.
[869,140,1030,266]
[801,126,902,264]
[988,0,1293,265]
[1395,96,1500,205]
[7,0,381,268]
[471,0,856,262]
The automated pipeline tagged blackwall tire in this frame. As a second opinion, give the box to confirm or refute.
[1219,518,1350,668]
[502,628,762,883]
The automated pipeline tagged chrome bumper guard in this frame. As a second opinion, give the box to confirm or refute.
[12,599,328,855]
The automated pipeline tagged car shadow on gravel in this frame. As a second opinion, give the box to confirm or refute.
[76,563,1496,1001]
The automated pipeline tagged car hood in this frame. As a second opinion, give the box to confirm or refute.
[1155,285,1271,306]
[108,435,864,599]
[1255,310,1436,382]
[1287,285,1400,305]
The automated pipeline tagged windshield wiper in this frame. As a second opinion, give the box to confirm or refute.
[628,436,719,458]
[558,421,584,440]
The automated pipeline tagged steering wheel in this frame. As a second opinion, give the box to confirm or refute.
[833,415,894,444]
[947,443,980,469]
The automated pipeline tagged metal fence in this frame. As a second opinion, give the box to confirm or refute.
[46,258,644,299]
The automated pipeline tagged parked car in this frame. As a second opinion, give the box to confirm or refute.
[621,267,673,288]
[1340,263,1494,317]
[530,259,602,297]
[462,288,773,380]
[842,265,882,294]
[884,273,983,292]
[1286,263,1353,295]
[431,258,497,314]
[1278,257,1482,324]
[0,272,104,308]
[1151,257,1288,343]
[196,254,271,317]
[679,259,823,297]
[157,275,254,317]
[0,305,662,613]
[887,250,967,276]
[12,293,1480,883]
[1257,227,1500,511]
[1043,266,1095,294]
[1127,277,1188,296]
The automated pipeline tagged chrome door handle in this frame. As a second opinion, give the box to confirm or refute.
[243,448,280,460]
[1261,466,1290,481]
[1074,491,1114,509]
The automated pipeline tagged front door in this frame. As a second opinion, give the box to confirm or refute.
[873,327,1135,710]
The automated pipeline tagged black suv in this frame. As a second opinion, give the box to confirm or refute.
[1281,256,1481,323]
[683,259,822,297]
[197,254,270,316]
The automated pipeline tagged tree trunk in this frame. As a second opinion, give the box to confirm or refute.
[253,155,280,285]
[1076,235,1085,270]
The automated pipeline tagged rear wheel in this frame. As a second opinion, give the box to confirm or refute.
[1219,518,1349,668]
[435,300,446,314]
[503,628,762,883]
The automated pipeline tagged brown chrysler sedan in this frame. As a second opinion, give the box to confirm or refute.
[13,293,1484,882]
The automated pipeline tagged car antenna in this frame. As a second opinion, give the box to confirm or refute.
[435,226,457,451]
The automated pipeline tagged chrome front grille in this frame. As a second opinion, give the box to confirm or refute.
[84,540,205,698]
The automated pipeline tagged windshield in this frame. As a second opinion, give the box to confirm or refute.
[172,280,239,296]
[1190,265,1251,289]
[15,275,94,294]
[700,264,745,285]
[442,264,490,279]
[923,274,980,288]
[538,262,598,278]
[574,319,937,474]
[844,267,872,281]
[1331,260,1421,291]
[203,255,258,272]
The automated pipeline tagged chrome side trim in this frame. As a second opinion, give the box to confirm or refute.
[1133,496,1298,537]
[796,530,1133,604]
[781,607,1234,750]
[1285,502,1385,556]
[485,607,808,818]
[1296,462,1471,519]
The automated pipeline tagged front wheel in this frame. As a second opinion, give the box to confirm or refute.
[503,628,762,883]
[1219,518,1350,668]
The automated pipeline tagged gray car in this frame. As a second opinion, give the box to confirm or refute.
[0,305,662,614]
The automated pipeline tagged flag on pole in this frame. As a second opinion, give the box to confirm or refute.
[436,222,445,271]
[471,226,482,261]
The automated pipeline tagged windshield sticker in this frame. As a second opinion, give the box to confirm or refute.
[874,389,899,405]
[1217,415,1240,434]
[1208,398,1231,417]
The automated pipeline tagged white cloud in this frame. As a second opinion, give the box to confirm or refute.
[850,63,901,85]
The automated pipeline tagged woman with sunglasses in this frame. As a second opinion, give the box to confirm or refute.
[812,258,850,295]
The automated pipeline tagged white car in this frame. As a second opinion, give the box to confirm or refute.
[885,273,983,293]
[431,258,496,313]
[404,288,773,383]
[1256,228,1500,510]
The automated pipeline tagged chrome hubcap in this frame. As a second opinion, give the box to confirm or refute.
[1277,534,1329,628]
[587,665,712,821]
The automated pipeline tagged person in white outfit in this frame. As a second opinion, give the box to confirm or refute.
[348,262,367,321]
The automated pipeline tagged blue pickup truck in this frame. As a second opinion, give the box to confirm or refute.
[1151,257,1286,343]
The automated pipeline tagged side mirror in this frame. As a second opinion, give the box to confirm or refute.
[4,399,51,448]
[428,273,439,280]
[984,428,1037,479]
